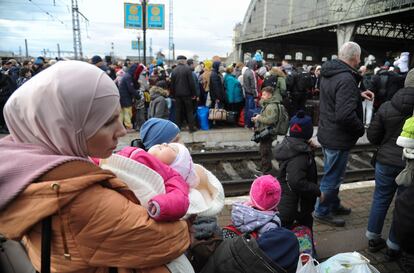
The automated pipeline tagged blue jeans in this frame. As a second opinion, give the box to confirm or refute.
[244,95,255,128]
[314,148,350,217]
[366,162,405,250]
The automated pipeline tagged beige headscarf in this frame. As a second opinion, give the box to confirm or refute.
[4,60,120,158]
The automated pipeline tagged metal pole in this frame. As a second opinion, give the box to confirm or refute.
[142,0,147,66]
[25,39,28,58]
[138,35,141,63]
[57,43,61,59]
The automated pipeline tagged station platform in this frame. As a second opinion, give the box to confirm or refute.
[114,126,399,271]
[218,181,401,272]
[117,126,371,151]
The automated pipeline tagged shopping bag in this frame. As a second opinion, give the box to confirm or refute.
[318,252,380,273]
[296,254,319,273]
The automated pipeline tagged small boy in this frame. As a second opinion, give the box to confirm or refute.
[274,110,322,230]
[251,86,281,174]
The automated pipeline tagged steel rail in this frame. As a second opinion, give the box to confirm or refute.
[192,143,377,197]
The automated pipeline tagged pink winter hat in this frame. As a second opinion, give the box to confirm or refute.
[249,175,281,211]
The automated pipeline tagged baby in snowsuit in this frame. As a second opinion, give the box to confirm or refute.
[97,142,224,273]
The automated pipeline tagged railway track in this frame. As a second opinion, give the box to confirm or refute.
[192,143,377,196]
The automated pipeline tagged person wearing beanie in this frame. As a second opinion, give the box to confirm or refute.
[138,117,180,150]
[257,228,300,273]
[148,85,169,119]
[275,110,322,231]
[98,142,214,273]
[252,86,283,174]
[364,68,414,260]
[226,175,282,239]
[91,55,103,66]
[99,140,224,223]
[31,56,45,76]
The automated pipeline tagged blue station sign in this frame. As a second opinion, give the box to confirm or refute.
[124,3,143,29]
[147,4,165,30]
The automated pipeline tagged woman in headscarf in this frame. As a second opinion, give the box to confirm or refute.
[0,61,189,273]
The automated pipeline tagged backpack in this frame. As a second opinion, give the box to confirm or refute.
[377,72,389,100]
[295,71,313,93]
[262,75,278,89]
[273,103,289,135]
[285,70,297,92]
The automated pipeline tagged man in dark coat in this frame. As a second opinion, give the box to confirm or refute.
[118,63,143,130]
[170,55,197,132]
[315,41,374,227]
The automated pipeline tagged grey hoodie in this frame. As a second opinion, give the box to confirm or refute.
[243,60,258,97]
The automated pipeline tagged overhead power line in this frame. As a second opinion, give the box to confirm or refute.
[27,0,69,27]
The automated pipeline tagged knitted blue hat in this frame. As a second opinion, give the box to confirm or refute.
[140,118,180,149]
[257,228,299,272]
[289,110,313,140]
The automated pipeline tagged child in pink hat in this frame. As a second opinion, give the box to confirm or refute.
[225,175,282,239]
[249,175,282,211]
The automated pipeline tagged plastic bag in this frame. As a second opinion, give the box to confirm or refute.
[318,252,380,273]
[296,254,319,273]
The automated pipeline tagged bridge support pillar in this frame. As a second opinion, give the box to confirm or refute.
[238,44,244,62]
[337,24,356,51]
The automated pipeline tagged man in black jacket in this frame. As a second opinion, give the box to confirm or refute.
[171,55,197,132]
[315,41,374,227]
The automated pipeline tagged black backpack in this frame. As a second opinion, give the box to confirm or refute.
[295,71,313,93]
[377,71,389,100]
[262,75,278,89]
[285,70,298,92]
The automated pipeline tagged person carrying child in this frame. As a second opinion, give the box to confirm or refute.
[96,142,225,272]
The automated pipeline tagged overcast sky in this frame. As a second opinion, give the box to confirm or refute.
[0,0,251,60]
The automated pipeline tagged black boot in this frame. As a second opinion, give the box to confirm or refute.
[314,214,345,227]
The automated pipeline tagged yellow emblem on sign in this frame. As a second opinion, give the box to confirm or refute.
[129,5,138,15]
[151,6,160,16]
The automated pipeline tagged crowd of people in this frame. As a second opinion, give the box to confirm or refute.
[0,42,414,273]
